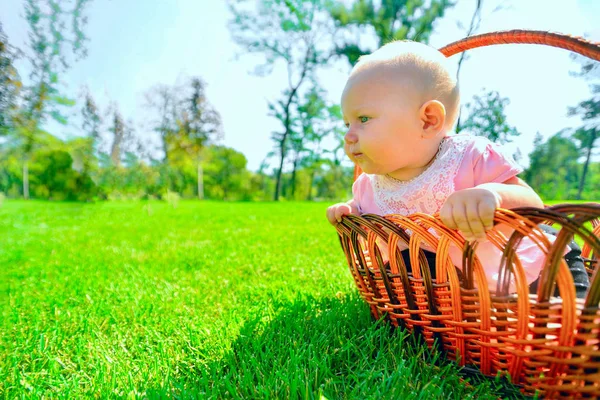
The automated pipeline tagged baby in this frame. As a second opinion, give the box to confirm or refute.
[327,40,589,295]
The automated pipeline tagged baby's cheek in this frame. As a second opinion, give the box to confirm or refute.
[377,147,404,169]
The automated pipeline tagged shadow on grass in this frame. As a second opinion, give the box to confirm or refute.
[145,294,524,399]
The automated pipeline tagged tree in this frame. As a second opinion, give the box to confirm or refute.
[291,83,324,199]
[294,82,344,200]
[568,55,599,200]
[571,126,598,200]
[106,103,127,167]
[144,83,176,163]
[0,24,21,137]
[80,86,102,145]
[29,147,96,201]
[173,78,223,200]
[144,77,222,199]
[203,145,250,200]
[523,132,580,200]
[328,0,454,66]
[460,90,520,144]
[282,82,329,198]
[68,86,103,176]
[229,0,334,200]
[0,26,23,197]
[11,0,92,199]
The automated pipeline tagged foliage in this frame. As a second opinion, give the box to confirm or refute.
[20,0,90,127]
[229,0,335,200]
[79,85,102,164]
[568,55,599,199]
[0,132,353,201]
[0,23,21,137]
[145,77,223,164]
[203,145,251,200]
[0,150,23,197]
[106,103,127,167]
[144,77,223,199]
[6,0,92,198]
[29,148,96,200]
[281,81,344,199]
[0,135,96,201]
[460,90,521,144]
[171,77,223,163]
[328,0,454,65]
[523,132,582,200]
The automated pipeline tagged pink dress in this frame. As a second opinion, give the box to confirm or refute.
[352,134,544,293]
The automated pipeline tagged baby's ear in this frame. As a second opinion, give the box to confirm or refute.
[419,100,446,137]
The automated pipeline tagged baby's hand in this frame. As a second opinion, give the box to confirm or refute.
[326,202,355,226]
[440,187,501,241]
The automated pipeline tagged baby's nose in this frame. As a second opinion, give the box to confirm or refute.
[344,130,358,144]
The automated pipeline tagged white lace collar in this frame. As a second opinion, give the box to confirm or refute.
[368,135,471,215]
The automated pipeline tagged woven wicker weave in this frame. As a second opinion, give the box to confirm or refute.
[337,30,600,398]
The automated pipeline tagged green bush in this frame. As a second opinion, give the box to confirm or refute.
[29,149,97,201]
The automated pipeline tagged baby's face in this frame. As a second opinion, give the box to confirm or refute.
[341,66,435,180]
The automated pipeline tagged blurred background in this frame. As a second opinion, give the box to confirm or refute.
[1,0,599,203]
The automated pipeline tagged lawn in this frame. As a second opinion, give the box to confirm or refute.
[1,200,521,399]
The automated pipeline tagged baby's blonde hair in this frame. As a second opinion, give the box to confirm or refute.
[353,41,460,128]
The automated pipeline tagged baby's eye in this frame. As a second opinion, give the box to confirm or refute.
[359,116,370,123]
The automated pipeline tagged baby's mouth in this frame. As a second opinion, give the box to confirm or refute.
[352,152,363,158]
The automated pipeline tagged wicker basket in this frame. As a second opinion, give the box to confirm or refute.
[337,31,600,398]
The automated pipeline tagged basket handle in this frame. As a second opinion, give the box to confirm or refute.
[352,29,600,181]
[439,29,600,60]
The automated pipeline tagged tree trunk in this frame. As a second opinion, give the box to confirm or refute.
[197,161,204,200]
[274,142,285,201]
[307,168,315,200]
[110,137,122,167]
[273,49,311,201]
[290,155,299,199]
[22,159,29,200]
[576,133,596,200]
[162,130,169,163]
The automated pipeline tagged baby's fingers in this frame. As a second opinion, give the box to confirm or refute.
[440,203,458,230]
[450,205,477,241]
[465,200,486,240]
[442,203,479,241]
[326,206,339,225]
[335,205,351,222]
[444,203,474,240]
[478,200,496,230]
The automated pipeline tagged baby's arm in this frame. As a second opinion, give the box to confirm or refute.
[476,176,543,209]
[440,176,543,241]
[326,199,360,226]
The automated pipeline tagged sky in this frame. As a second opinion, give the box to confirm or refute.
[2,0,599,171]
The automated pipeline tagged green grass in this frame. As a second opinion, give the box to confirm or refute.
[0,200,520,399]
